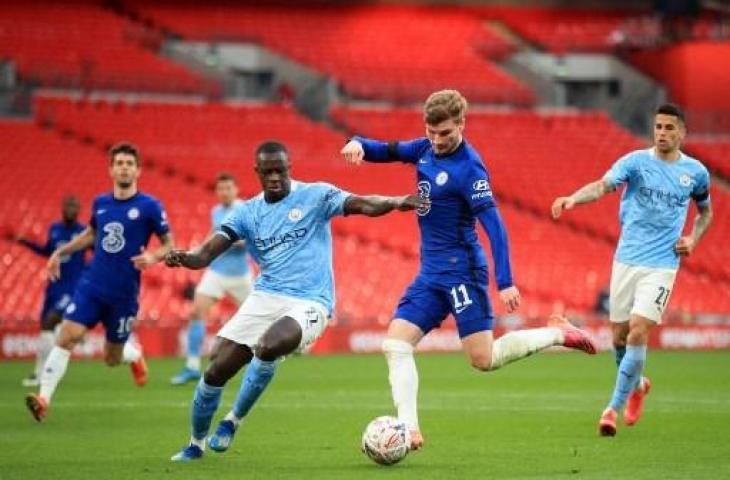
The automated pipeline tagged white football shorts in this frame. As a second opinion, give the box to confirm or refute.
[217,290,329,351]
[609,261,677,324]
[195,269,253,304]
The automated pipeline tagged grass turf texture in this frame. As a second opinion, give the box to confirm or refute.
[2,352,729,480]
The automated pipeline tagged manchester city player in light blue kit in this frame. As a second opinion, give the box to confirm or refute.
[171,173,254,386]
[166,141,426,462]
[342,90,597,450]
[552,104,713,436]
[25,143,174,422]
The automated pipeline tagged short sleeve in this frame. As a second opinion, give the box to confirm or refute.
[318,183,351,220]
[603,153,636,188]
[150,199,170,237]
[220,203,251,242]
[692,167,711,207]
[463,162,496,214]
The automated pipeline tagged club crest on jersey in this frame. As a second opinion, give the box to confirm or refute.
[435,171,448,186]
[417,181,432,216]
[127,208,140,220]
[679,174,691,187]
[288,208,303,222]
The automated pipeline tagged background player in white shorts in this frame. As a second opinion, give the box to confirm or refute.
[165,141,427,462]
[552,103,713,436]
[171,173,255,385]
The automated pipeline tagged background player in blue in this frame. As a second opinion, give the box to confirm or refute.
[552,103,713,436]
[165,141,426,462]
[25,142,175,422]
[171,173,255,386]
[14,195,87,387]
[341,89,597,450]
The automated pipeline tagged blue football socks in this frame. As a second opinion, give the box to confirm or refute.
[191,379,223,441]
[608,344,647,411]
[231,356,278,419]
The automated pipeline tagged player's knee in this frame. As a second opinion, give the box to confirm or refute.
[382,338,413,358]
[469,353,492,372]
[203,363,231,387]
[255,338,294,362]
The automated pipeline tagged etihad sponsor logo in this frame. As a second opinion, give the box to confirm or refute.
[253,228,308,252]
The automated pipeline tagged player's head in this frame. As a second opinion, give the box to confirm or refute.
[61,195,80,223]
[255,141,290,202]
[215,172,239,206]
[423,89,467,156]
[108,142,141,189]
[654,103,686,154]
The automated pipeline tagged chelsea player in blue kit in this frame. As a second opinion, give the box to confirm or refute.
[171,173,254,386]
[342,90,597,450]
[166,141,426,462]
[25,143,174,422]
[552,104,713,436]
[16,195,87,387]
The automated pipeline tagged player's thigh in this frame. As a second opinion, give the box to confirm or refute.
[611,321,630,346]
[102,297,139,345]
[393,277,451,340]
[609,261,637,323]
[194,270,225,305]
[447,272,493,339]
[631,267,677,325]
[460,330,495,370]
[217,291,286,351]
[42,293,72,330]
[60,289,103,348]
[256,316,303,360]
[225,272,254,306]
[627,314,657,345]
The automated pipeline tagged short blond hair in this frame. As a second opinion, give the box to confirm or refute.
[423,89,468,125]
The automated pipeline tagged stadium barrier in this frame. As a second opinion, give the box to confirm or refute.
[3,324,730,359]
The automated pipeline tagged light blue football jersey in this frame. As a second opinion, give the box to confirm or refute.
[209,200,250,277]
[219,181,351,314]
[603,148,711,269]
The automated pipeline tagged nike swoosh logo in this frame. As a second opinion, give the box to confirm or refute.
[455,306,469,314]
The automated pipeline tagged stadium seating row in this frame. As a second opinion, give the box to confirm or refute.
[0,1,214,94]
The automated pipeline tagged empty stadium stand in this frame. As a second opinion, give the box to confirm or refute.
[125,3,533,105]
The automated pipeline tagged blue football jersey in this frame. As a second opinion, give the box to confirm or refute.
[220,181,350,314]
[81,192,169,299]
[47,221,87,296]
[355,136,496,284]
[604,148,711,269]
[209,200,250,277]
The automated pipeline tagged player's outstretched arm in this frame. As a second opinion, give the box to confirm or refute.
[165,233,233,270]
[551,179,615,219]
[132,232,175,270]
[341,136,423,165]
[17,237,51,257]
[47,226,95,280]
[343,194,428,217]
[676,203,713,257]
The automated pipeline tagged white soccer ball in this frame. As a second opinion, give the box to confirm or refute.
[361,415,411,465]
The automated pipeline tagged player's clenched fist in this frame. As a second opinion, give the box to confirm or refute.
[341,140,365,165]
[551,196,575,219]
[165,249,188,267]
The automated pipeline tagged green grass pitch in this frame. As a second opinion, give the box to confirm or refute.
[2,351,729,480]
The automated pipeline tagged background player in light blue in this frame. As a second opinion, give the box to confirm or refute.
[342,89,597,450]
[14,195,87,387]
[165,141,426,462]
[552,103,713,436]
[171,173,255,386]
[25,142,175,423]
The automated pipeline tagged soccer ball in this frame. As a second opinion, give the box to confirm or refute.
[361,416,411,465]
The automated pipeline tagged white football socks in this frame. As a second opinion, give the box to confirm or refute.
[35,331,56,378]
[489,327,563,370]
[40,346,71,402]
[122,341,141,363]
[382,338,419,430]
[186,356,202,371]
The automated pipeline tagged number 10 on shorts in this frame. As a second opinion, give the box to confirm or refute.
[116,316,135,336]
